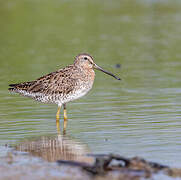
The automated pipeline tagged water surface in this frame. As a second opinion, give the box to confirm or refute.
[0,0,181,167]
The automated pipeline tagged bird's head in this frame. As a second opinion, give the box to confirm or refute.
[74,53,121,80]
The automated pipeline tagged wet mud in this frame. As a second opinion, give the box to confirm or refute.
[0,135,180,180]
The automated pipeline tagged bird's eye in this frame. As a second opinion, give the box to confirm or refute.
[84,57,88,60]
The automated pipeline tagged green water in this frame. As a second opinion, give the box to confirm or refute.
[0,0,181,167]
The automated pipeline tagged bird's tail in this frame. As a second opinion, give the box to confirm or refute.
[8,81,34,94]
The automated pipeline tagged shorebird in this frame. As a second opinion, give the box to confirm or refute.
[9,53,120,131]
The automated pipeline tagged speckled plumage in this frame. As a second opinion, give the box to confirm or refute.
[9,54,95,106]
[9,53,120,125]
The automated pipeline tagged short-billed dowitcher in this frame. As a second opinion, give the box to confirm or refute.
[9,53,120,131]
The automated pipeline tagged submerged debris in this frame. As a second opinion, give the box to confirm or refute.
[115,64,121,69]
[57,153,181,179]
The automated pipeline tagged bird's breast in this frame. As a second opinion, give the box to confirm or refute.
[60,69,95,104]
[76,68,95,94]
[83,68,95,84]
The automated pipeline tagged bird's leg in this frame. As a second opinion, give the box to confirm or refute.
[63,104,68,120]
[63,104,68,133]
[56,105,61,120]
[56,105,61,134]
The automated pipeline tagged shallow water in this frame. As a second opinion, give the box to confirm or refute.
[0,0,181,168]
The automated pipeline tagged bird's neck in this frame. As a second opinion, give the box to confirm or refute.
[76,65,95,82]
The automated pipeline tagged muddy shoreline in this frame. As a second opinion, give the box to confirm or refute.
[0,135,181,180]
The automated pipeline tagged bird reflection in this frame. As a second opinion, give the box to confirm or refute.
[15,134,91,163]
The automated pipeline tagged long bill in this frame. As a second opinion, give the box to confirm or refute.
[94,64,121,80]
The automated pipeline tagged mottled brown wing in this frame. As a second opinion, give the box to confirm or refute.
[9,65,77,97]
[28,65,78,95]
